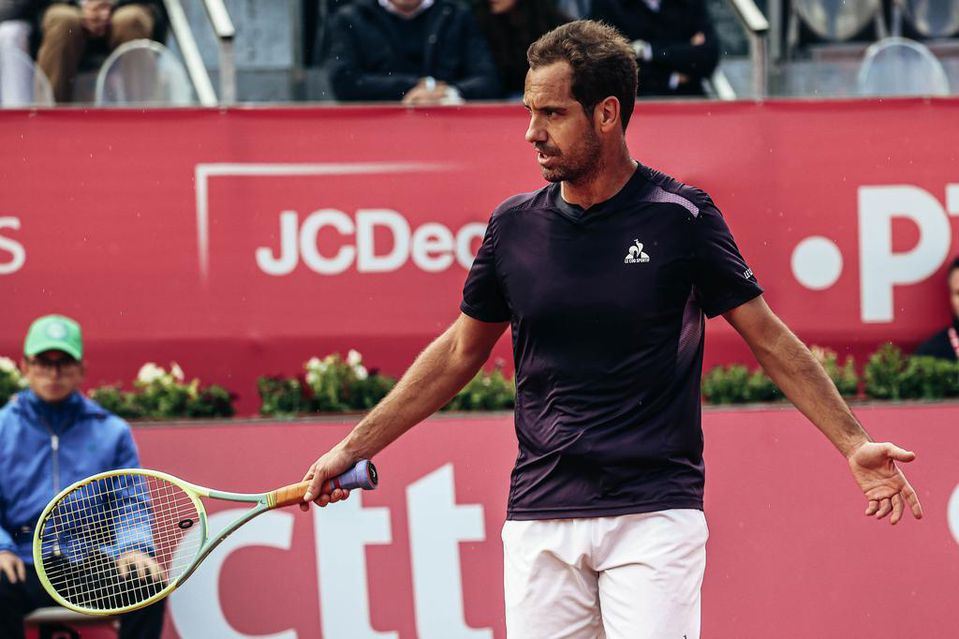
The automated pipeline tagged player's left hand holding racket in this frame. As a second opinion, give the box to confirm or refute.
[33,460,378,616]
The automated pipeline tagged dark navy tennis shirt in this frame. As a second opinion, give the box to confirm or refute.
[461,163,763,520]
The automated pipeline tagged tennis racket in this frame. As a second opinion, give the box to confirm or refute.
[32,459,377,616]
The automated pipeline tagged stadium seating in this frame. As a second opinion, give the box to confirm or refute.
[903,0,959,38]
[0,47,53,108]
[95,39,197,106]
[858,36,951,96]
[24,606,118,639]
[792,0,883,41]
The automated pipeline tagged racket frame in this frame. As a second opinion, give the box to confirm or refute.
[33,467,281,616]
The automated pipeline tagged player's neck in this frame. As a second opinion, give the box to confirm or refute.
[561,148,636,210]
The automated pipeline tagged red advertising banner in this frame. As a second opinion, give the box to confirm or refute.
[2,100,959,413]
[119,406,955,638]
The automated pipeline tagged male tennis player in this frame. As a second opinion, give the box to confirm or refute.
[301,21,923,638]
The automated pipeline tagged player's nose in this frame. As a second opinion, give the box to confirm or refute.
[525,119,546,144]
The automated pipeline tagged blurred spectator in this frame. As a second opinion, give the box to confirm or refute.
[328,0,501,104]
[590,0,719,97]
[914,257,959,361]
[306,0,352,67]
[36,0,165,103]
[555,0,589,20]
[0,0,44,104]
[473,0,569,98]
[0,314,165,639]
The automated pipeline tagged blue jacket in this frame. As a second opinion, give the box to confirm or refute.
[0,389,141,564]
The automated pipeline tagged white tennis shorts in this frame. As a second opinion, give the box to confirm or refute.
[502,509,708,639]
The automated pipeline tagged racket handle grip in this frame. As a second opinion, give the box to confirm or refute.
[271,460,378,508]
[325,459,378,492]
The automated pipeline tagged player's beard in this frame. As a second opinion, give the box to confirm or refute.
[535,128,602,185]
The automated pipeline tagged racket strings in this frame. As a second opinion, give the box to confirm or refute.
[38,473,203,612]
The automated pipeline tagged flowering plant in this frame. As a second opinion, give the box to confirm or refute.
[442,363,515,411]
[863,343,908,400]
[0,356,25,407]
[864,343,959,400]
[257,376,308,417]
[702,364,781,404]
[810,346,859,397]
[258,350,395,416]
[89,362,234,419]
[305,350,394,412]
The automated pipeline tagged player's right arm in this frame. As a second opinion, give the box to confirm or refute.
[300,313,509,507]
[723,295,923,525]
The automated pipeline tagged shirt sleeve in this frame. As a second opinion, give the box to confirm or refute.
[649,0,720,78]
[0,463,10,553]
[111,424,155,557]
[327,10,420,101]
[447,10,502,99]
[460,217,511,322]
[113,422,142,469]
[0,526,13,554]
[692,199,763,318]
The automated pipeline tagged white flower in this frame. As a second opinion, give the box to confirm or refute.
[0,357,16,374]
[354,365,368,381]
[347,349,363,367]
[305,371,318,386]
[170,362,185,382]
[306,357,328,374]
[137,362,165,384]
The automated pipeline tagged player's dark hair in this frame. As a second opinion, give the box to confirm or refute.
[527,20,638,131]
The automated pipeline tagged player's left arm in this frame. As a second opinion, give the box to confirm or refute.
[723,295,923,525]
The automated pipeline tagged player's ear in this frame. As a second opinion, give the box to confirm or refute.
[595,96,621,134]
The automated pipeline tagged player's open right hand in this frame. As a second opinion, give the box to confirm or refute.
[300,448,355,511]
[847,441,923,525]
[0,550,26,584]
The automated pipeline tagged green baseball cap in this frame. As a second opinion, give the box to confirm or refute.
[24,315,83,361]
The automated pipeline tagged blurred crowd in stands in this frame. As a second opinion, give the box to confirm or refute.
[0,0,957,106]
[322,0,718,102]
[0,0,722,105]
[0,0,167,103]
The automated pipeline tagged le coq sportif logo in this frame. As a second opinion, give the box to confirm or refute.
[624,239,650,264]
